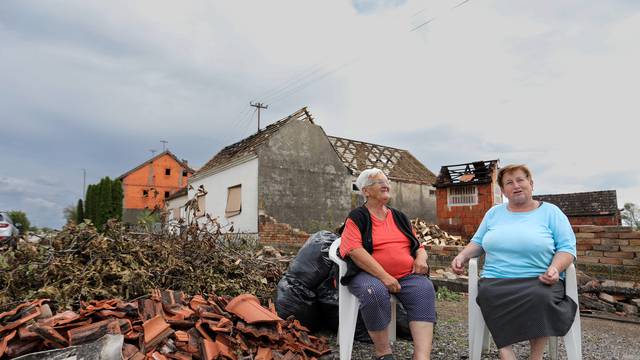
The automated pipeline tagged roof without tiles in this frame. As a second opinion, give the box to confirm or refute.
[327,136,437,185]
[434,160,499,188]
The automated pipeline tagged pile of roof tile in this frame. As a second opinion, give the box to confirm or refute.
[411,219,466,246]
[0,290,329,360]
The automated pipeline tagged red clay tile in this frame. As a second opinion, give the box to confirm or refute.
[166,351,192,360]
[199,339,219,360]
[142,315,174,351]
[149,350,169,360]
[32,325,68,348]
[5,338,41,358]
[215,336,236,360]
[235,322,280,341]
[225,294,282,324]
[0,330,16,358]
[18,324,39,341]
[0,302,43,332]
[138,299,165,321]
[122,343,140,360]
[174,330,189,343]
[67,319,121,345]
[255,347,273,360]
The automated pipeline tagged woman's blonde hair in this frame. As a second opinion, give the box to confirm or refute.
[497,164,533,188]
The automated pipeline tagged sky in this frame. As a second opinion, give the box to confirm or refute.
[1,0,639,228]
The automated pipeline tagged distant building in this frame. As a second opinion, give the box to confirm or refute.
[117,150,195,224]
[533,190,621,226]
[189,107,437,244]
[434,160,502,239]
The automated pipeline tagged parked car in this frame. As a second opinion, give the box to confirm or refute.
[0,211,20,248]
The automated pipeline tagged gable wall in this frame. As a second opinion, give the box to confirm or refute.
[258,120,353,233]
[121,154,192,210]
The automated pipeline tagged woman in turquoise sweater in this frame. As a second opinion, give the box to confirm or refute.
[451,164,577,360]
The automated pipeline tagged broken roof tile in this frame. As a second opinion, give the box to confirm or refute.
[142,315,174,351]
[0,330,17,358]
[225,294,282,324]
[67,318,121,346]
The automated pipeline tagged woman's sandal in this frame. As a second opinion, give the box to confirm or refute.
[375,355,395,360]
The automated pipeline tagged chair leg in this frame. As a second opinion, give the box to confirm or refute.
[548,337,558,360]
[563,317,582,360]
[339,287,360,360]
[388,297,397,343]
[470,310,487,360]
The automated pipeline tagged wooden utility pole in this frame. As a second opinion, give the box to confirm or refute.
[250,102,268,132]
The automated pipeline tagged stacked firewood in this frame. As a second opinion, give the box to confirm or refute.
[411,219,466,246]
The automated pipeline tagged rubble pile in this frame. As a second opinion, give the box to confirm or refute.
[0,219,290,309]
[579,278,640,317]
[411,219,466,246]
[0,289,329,359]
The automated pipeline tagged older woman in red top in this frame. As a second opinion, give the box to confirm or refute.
[339,168,436,360]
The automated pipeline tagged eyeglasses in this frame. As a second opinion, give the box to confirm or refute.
[369,179,390,187]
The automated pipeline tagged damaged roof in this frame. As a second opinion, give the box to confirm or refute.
[117,150,195,180]
[327,136,437,185]
[533,190,619,216]
[434,160,499,188]
[194,107,314,177]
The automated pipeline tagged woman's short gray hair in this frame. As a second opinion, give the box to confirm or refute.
[356,168,385,192]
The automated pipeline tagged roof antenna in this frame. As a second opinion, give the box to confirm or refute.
[160,140,168,152]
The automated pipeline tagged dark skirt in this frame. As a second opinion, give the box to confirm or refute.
[476,277,577,348]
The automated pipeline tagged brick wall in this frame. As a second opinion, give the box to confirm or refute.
[425,225,640,281]
[258,213,309,250]
[569,215,621,226]
[436,182,495,239]
[574,225,640,280]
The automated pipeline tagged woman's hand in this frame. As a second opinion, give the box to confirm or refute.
[538,265,560,285]
[381,274,402,293]
[451,254,468,275]
[412,249,430,275]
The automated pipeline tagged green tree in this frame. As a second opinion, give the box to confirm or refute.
[76,199,85,223]
[97,177,113,229]
[112,179,123,220]
[621,203,639,230]
[85,184,96,225]
[8,211,30,233]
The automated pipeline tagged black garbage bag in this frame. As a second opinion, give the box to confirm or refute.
[275,231,339,330]
[275,276,319,329]
[285,230,337,289]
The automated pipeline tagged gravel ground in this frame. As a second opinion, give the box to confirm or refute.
[317,295,640,360]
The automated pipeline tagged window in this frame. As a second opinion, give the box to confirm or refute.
[142,189,149,197]
[429,189,436,196]
[196,195,206,217]
[182,170,188,177]
[164,191,170,198]
[225,185,242,217]
[447,186,478,206]
[165,168,171,176]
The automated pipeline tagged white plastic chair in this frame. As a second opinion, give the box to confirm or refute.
[468,257,582,360]
[328,237,398,360]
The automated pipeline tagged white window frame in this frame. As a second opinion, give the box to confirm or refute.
[447,185,478,206]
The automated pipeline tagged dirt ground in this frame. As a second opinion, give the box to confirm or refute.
[321,296,640,359]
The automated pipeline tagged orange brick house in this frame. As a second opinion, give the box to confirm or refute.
[117,150,195,223]
[434,160,501,239]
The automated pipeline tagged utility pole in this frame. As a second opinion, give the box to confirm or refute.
[160,140,168,152]
[82,168,86,199]
[250,102,268,132]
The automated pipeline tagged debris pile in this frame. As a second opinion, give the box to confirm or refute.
[411,219,466,246]
[579,278,640,317]
[0,219,290,309]
[0,289,330,359]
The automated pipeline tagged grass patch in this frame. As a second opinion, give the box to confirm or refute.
[436,286,462,302]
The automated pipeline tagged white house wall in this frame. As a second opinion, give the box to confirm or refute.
[189,157,259,233]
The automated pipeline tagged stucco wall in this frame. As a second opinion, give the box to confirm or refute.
[390,181,436,223]
[189,157,259,233]
[258,120,352,233]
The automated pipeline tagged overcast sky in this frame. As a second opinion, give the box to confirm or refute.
[1,0,638,228]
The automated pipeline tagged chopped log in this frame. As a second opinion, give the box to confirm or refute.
[579,284,640,298]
